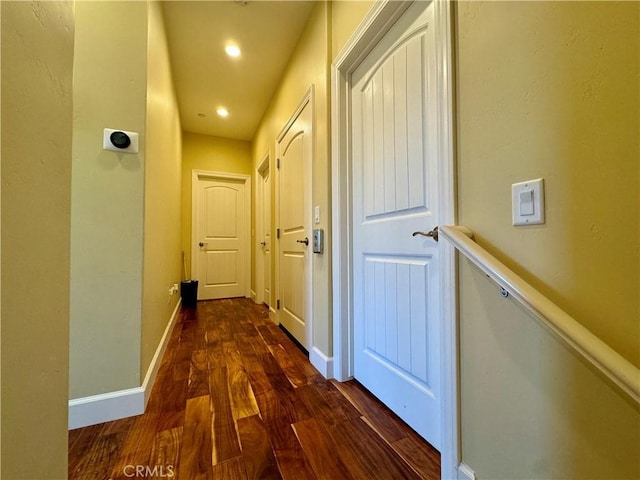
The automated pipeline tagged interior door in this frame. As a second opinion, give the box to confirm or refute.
[261,167,271,306]
[277,96,312,349]
[351,1,441,448]
[195,174,248,300]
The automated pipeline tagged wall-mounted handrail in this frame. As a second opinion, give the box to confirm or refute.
[439,225,640,405]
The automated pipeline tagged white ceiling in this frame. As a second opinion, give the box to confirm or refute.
[161,1,316,141]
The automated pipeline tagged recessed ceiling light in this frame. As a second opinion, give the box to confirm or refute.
[217,107,229,118]
[225,45,241,58]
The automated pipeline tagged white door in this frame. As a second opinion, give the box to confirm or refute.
[351,1,441,448]
[261,166,272,306]
[194,173,250,300]
[277,94,312,349]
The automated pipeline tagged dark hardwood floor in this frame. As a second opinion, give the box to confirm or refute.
[68,298,440,479]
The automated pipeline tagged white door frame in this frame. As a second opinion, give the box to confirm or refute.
[275,87,314,350]
[330,1,459,478]
[191,169,252,299]
[255,152,270,305]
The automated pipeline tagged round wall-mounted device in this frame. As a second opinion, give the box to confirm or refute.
[109,131,131,149]
[103,128,139,153]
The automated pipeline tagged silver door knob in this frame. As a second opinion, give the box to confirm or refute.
[412,226,438,242]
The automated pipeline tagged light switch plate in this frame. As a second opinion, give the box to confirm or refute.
[314,205,320,224]
[512,178,544,226]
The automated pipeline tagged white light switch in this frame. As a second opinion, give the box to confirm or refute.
[519,189,534,216]
[512,178,544,226]
[314,205,320,224]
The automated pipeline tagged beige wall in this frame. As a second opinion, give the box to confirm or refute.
[3,1,636,477]
[1,4,3,475]
[460,261,639,479]
[181,131,252,279]
[456,0,639,368]
[1,1,74,477]
[250,0,373,356]
[142,1,183,377]
[252,2,333,354]
[456,1,640,478]
[70,1,148,399]
[331,0,374,58]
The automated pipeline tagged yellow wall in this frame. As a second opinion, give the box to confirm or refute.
[331,0,374,57]
[141,1,183,378]
[181,131,252,279]
[456,0,639,368]
[1,1,74,477]
[70,1,148,398]
[252,1,332,353]
[3,1,636,478]
[71,0,184,399]
[250,0,373,356]
[459,261,639,479]
[455,1,640,478]
[1,5,3,476]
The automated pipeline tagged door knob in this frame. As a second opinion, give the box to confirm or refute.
[296,237,309,246]
[259,241,266,247]
[412,226,439,242]
[199,242,205,247]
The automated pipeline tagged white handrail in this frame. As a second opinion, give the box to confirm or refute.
[439,225,640,404]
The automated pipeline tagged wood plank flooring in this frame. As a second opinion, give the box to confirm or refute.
[69,298,440,479]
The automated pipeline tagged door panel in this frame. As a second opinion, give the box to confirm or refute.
[363,256,433,386]
[352,1,441,448]
[196,176,248,300]
[262,169,271,305]
[206,186,238,237]
[277,98,312,349]
[206,251,238,286]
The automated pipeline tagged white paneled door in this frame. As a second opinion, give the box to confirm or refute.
[194,173,250,300]
[351,1,441,448]
[261,165,271,305]
[277,94,312,349]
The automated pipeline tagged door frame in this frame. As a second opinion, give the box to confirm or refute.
[255,152,270,306]
[275,87,314,350]
[330,1,459,477]
[191,169,252,299]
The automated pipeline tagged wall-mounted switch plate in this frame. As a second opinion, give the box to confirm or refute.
[512,178,544,226]
[103,128,139,153]
[314,206,320,224]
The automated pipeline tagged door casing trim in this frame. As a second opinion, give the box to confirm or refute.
[191,170,252,300]
[330,1,459,477]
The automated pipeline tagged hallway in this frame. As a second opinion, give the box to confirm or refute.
[68,298,440,479]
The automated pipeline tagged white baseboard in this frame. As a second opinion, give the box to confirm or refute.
[310,346,333,378]
[457,462,476,480]
[141,299,182,406]
[250,290,257,301]
[68,386,145,430]
[68,299,182,430]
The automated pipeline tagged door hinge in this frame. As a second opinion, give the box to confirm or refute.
[276,228,280,239]
[276,299,280,309]
[276,158,280,169]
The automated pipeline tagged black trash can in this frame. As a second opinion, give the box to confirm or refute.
[181,280,198,308]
